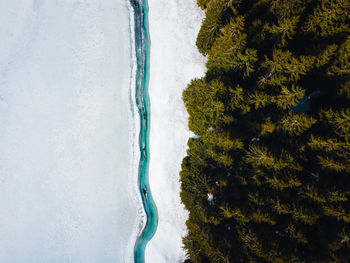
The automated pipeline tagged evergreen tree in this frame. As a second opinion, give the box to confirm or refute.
[275,85,305,109]
[180,0,350,262]
[245,144,275,168]
[280,112,316,135]
[303,0,350,38]
[197,0,210,10]
[323,108,350,139]
[327,36,350,76]
[196,0,231,55]
[265,16,299,47]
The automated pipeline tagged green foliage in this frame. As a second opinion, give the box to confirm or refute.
[262,49,315,85]
[229,85,252,113]
[183,79,233,135]
[207,16,258,76]
[316,44,338,68]
[266,172,301,190]
[339,80,350,99]
[292,205,320,225]
[251,209,276,225]
[328,190,348,203]
[309,135,344,152]
[286,224,308,244]
[265,16,300,47]
[197,0,210,10]
[280,113,316,135]
[245,144,275,168]
[260,118,276,135]
[303,0,350,38]
[328,36,350,76]
[237,228,265,259]
[323,108,350,139]
[181,0,350,262]
[268,0,310,17]
[300,185,327,204]
[318,156,348,172]
[196,0,230,55]
[203,129,241,151]
[275,85,305,109]
[271,199,292,215]
[323,204,350,223]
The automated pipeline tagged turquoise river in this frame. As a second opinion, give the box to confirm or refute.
[129,0,159,262]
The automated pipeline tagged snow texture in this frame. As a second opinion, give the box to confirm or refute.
[0,1,141,262]
[146,0,206,262]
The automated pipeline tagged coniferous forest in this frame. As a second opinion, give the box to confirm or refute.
[180,0,350,262]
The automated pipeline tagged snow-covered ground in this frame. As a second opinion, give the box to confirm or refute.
[147,1,206,262]
[0,1,140,262]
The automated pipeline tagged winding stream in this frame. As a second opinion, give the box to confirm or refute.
[129,0,159,262]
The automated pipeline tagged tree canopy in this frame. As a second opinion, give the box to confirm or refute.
[181,0,350,262]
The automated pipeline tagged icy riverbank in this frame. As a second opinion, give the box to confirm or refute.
[146,0,206,262]
[0,1,140,262]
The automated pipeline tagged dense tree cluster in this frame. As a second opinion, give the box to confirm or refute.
[180,0,350,262]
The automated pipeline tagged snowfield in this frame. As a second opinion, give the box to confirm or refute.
[146,0,206,262]
[0,0,206,261]
[0,1,140,262]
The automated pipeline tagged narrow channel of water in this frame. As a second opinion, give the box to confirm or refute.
[129,0,159,262]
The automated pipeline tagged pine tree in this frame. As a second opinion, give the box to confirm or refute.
[275,85,305,109]
[300,185,327,204]
[316,44,338,68]
[285,224,308,244]
[260,118,276,136]
[271,199,292,215]
[251,209,276,225]
[228,85,252,114]
[339,80,350,99]
[292,205,319,225]
[196,0,229,55]
[318,155,347,172]
[323,204,350,223]
[308,135,343,152]
[248,91,271,109]
[245,144,275,168]
[280,113,317,135]
[183,79,233,135]
[327,36,350,77]
[206,16,248,73]
[202,129,243,151]
[197,0,210,10]
[303,0,350,38]
[238,228,266,260]
[323,108,350,139]
[262,49,315,86]
[206,21,258,77]
[268,0,310,18]
[266,172,301,190]
[328,190,348,203]
[265,16,299,47]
